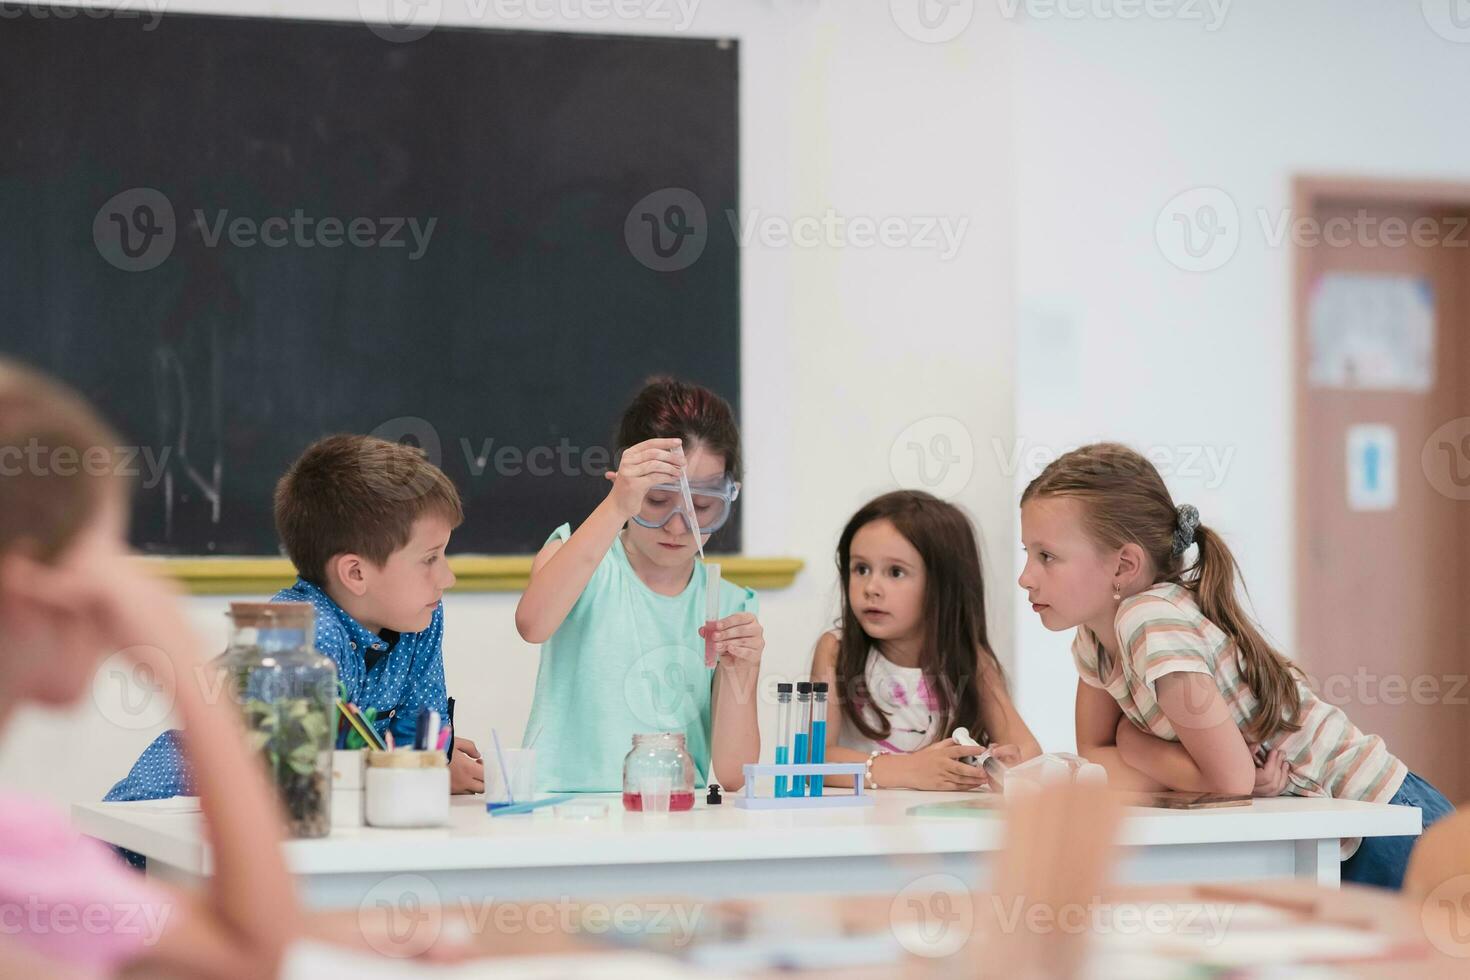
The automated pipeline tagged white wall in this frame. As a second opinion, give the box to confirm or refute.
[1009,0,1470,751]
[1,0,1018,804]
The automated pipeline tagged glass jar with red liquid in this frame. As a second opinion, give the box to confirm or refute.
[622,732,696,812]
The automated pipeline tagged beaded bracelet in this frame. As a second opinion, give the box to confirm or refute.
[865,749,888,789]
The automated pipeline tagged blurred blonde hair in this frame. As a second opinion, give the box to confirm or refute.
[0,358,124,562]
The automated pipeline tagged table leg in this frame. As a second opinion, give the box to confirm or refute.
[1294,838,1341,887]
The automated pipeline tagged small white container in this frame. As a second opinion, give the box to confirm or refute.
[364,751,449,828]
[1003,752,1108,799]
[331,750,366,829]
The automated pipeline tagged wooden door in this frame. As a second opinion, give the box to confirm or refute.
[1295,177,1470,805]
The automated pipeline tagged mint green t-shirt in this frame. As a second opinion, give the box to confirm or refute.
[522,524,759,793]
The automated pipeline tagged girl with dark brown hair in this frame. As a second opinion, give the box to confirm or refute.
[812,490,1040,791]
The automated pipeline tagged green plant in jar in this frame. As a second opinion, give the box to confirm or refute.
[224,602,337,838]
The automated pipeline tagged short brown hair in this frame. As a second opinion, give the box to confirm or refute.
[615,376,742,481]
[0,358,125,562]
[273,434,463,585]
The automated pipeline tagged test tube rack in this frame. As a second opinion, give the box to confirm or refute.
[732,763,875,810]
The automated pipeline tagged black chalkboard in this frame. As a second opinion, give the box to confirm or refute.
[0,8,740,555]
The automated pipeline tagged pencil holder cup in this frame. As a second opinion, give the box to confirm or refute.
[331,749,366,829]
[364,751,449,828]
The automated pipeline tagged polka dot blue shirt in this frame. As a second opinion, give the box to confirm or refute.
[103,578,450,803]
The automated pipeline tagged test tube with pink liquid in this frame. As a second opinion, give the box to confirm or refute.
[703,562,721,668]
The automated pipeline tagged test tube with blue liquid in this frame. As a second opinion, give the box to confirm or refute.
[791,681,813,797]
[809,682,828,796]
[774,683,793,797]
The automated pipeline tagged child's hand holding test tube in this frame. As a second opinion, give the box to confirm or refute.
[954,727,1020,791]
[669,443,747,673]
[697,566,764,674]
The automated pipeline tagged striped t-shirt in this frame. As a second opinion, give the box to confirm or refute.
[1072,583,1405,805]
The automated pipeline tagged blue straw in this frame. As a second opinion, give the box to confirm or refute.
[487,794,573,817]
[491,727,515,806]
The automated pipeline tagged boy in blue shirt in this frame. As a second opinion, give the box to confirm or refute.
[105,435,483,811]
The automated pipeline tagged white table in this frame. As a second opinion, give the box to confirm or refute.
[74,792,1421,908]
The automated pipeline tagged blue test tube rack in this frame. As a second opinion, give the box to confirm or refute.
[731,763,875,810]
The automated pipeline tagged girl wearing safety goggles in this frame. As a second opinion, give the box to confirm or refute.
[516,377,763,794]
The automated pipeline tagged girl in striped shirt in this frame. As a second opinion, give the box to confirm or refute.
[1017,442,1452,889]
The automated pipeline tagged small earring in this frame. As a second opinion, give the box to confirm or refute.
[1113,583,1122,601]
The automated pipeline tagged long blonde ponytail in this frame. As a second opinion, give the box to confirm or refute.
[1021,443,1302,743]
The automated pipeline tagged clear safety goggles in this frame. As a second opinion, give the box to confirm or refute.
[631,474,741,534]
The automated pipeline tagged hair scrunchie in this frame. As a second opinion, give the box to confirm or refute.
[1172,503,1200,557]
